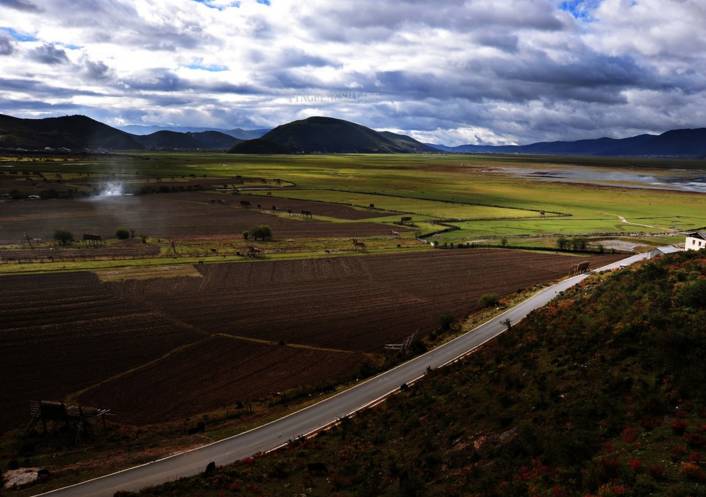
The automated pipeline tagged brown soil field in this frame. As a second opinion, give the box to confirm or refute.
[112,250,622,351]
[230,193,394,219]
[0,272,201,433]
[79,336,366,425]
[0,193,397,244]
[0,249,622,431]
[0,240,160,261]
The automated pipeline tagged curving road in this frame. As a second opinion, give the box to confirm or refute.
[35,248,676,497]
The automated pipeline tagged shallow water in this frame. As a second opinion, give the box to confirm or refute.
[498,166,706,193]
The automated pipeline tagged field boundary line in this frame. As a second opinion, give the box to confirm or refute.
[214,332,359,354]
[65,337,212,403]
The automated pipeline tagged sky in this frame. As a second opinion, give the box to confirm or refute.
[0,0,705,145]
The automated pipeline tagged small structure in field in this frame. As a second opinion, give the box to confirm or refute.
[569,261,590,276]
[246,246,264,258]
[26,400,111,443]
[686,231,706,251]
[82,234,103,246]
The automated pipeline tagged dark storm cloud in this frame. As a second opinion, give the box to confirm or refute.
[300,0,564,42]
[122,70,262,95]
[30,44,68,64]
[0,35,13,55]
[0,77,103,97]
[0,0,41,12]
[82,58,110,79]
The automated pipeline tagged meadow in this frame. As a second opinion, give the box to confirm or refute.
[3,152,703,250]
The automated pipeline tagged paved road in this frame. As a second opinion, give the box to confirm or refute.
[36,248,677,497]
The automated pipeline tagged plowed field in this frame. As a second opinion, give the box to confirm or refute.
[0,249,621,430]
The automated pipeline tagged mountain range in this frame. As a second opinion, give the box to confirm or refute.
[0,114,245,151]
[1,112,705,157]
[230,116,434,154]
[119,124,269,141]
[431,128,706,157]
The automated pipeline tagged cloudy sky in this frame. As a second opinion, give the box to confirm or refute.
[0,0,705,145]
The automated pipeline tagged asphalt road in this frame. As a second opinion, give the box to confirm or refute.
[36,248,676,497]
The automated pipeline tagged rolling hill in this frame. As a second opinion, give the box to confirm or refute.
[0,114,241,151]
[230,116,435,154]
[120,124,269,140]
[433,127,706,157]
[135,130,241,150]
[0,114,143,150]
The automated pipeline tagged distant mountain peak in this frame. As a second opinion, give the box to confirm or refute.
[431,127,706,157]
[230,116,434,154]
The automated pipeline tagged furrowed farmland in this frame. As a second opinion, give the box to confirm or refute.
[0,250,620,431]
[0,192,397,244]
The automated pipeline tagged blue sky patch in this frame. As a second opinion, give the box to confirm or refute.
[186,62,228,72]
[560,0,601,21]
[192,0,241,10]
[0,27,37,42]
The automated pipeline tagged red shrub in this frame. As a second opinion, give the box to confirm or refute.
[672,419,688,436]
[621,427,639,444]
[672,445,688,461]
[648,463,665,480]
[682,462,706,482]
[686,433,706,448]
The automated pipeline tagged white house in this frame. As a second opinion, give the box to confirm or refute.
[686,231,706,251]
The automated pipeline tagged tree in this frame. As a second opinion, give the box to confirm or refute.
[557,237,569,250]
[115,227,130,240]
[249,225,272,241]
[501,237,508,247]
[679,280,706,309]
[439,313,454,331]
[53,230,74,246]
[571,238,588,251]
[479,293,500,308]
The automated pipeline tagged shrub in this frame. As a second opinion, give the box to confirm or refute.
[53,229,74,246]
[479,293,500,308]
[439,313,454,331]
[115,227,130,240]
[248,225,272,241]
[678,280,706,309]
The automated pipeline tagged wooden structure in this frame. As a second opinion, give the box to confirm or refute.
[82,234,103,246]
[385,331,417,353]
[246,246,264,258]
[26,401,111,443]
[569,260,591,276]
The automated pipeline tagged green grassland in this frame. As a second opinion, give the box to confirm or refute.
[3,152,706,247]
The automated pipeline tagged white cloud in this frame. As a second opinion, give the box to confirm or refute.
[0,0,704,144]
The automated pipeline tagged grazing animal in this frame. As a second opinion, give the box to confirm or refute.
[352,238,367,250]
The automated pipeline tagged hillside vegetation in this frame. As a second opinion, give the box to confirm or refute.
[128,251,706,497]
[0,114,240,151]
[230,116,433,153]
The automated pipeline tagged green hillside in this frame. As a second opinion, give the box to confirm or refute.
[230,116,434,154]
[127,251,706,497]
